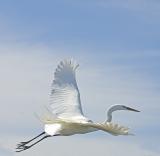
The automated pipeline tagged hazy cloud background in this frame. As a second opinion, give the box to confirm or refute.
[0,0,160,155]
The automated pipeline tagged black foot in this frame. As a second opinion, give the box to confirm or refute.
[16,145,31,152]
[16,141,30,149]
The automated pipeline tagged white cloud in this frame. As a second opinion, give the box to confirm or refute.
[0,42,159,155]
[0,135,159,156]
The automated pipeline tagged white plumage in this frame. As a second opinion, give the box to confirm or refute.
[50,60,85,120]
[16,59,140,152]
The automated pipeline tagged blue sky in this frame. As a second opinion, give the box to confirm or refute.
[1,0,160,49]
[0,0,160,156]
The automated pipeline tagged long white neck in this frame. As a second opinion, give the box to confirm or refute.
[106,108,113,122]
[105,105,120,123]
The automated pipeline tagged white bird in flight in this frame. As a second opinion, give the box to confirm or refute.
[16,59,140,152]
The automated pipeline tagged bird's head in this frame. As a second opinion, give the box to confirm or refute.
[111,104,140,112]
[121,105,140,112]
[105,104,140,122]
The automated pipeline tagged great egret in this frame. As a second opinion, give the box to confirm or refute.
[16,59,140,152]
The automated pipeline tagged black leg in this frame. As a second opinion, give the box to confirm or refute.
[16,135,50,152]
[16,132,45,148]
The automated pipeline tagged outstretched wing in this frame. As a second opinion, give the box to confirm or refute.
[79,122,131,136]
[89,122,131,136]
[49,59,85,120]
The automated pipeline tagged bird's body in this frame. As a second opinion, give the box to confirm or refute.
[43,118,129,136]
[44,117,96,136]
[45,122,95,136]
[16,59,140,152]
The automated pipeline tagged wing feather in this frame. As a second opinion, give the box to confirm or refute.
[85,122,131,136]
[49,59,85,120]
